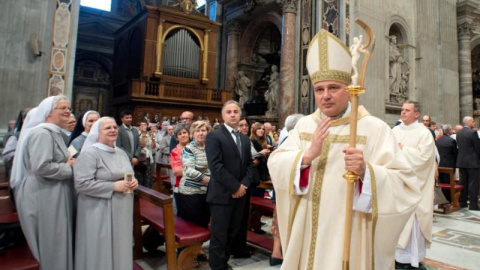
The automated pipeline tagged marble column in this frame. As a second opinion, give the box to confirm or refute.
[458,22,473,119]
[277,0,298,125]
[225,21,241,96]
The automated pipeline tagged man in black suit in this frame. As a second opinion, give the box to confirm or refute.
[436,124,458,201]
[205,100,256,270]
[456,116,480,210]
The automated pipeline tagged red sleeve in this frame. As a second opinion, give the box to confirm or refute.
[299,167,310,188]
[358,179,363,193]
[169,148,183,175]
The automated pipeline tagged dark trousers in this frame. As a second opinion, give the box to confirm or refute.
[176,193,210,229]
[230,190,251,255]
[459,168,479,209]
[209,196,246,270]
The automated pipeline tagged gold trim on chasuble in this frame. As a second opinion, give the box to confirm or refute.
[368,163,378,270]
[286,151,306,245]
[301,134,367,270]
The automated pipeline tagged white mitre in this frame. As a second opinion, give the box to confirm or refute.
[306,29,352,85]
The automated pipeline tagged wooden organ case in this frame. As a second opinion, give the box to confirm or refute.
[112,6,227,123]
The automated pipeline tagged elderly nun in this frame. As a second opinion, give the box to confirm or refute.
[11,95,76,270]
[73,117,138,270]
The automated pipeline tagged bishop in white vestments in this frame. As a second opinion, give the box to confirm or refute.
[267,29,422,270]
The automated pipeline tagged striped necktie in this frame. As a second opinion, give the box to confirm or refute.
[232,130,242,158]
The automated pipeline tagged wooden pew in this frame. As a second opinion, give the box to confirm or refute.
[248,181,275,231]
[0,182,39,270]
[435,167,464,214]
[247,196,276,252]
[153,162,172,195]
[133,186,210,270]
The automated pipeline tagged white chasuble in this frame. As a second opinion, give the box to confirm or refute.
[268,106,421,270]
[393,122,436,249]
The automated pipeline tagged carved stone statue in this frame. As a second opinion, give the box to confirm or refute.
[234,71,251,108]
[264,65,279,114]
[389,35,410,102]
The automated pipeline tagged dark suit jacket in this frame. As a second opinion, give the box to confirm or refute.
[116,124,140,161]
[205,125,255,205]
[436,134,457,168]
[456,127,480,168]
[265,135,273,146]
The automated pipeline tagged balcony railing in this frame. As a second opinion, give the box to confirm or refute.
[129,79,230,105]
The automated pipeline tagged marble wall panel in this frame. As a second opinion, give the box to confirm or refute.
[0,0,55,131]
[349,0,459,126]
[0,0,80,132]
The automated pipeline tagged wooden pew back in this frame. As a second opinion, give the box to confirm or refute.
[133,186,177,270]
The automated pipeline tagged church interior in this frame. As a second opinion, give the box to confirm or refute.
[1,0,480,269]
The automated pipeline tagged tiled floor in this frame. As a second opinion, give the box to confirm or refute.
[2,166,478,270]
[137,209,480,270]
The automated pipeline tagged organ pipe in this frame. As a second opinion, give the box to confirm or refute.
[162,28,200,79]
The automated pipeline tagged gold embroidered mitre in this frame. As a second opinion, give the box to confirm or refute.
[306,29,352,86]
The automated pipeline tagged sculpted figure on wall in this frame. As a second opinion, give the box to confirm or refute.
[264,65,279,114]
[235,71,251,108]
[389,35,410,102]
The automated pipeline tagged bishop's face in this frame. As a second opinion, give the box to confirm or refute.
[313,80,350,117]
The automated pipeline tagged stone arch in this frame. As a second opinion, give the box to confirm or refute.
[75,53,113,75]
[386,15,412,104]
[387,15,412,45]
[471,35,480,50]
[238,12,282,63]
[162,25,204,51]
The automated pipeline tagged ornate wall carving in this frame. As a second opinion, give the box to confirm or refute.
[48,0,78,96]
[299,0,312,114]
[277,0,298,14]
[322,0,339,36]
[457,22,473,38]
[73,59,111,116]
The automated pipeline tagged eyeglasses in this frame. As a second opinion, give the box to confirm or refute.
[180,117,192,120]
[54,106,71,111]
[102,126,118,131]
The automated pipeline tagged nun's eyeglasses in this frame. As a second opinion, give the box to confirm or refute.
[102,126,118,131]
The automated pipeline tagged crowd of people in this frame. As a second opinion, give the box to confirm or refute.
[1,96,289,270]
[2,28,480,270]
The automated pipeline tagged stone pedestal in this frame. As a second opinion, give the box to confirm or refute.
[458,22,473,119]
[277,0,298,126]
